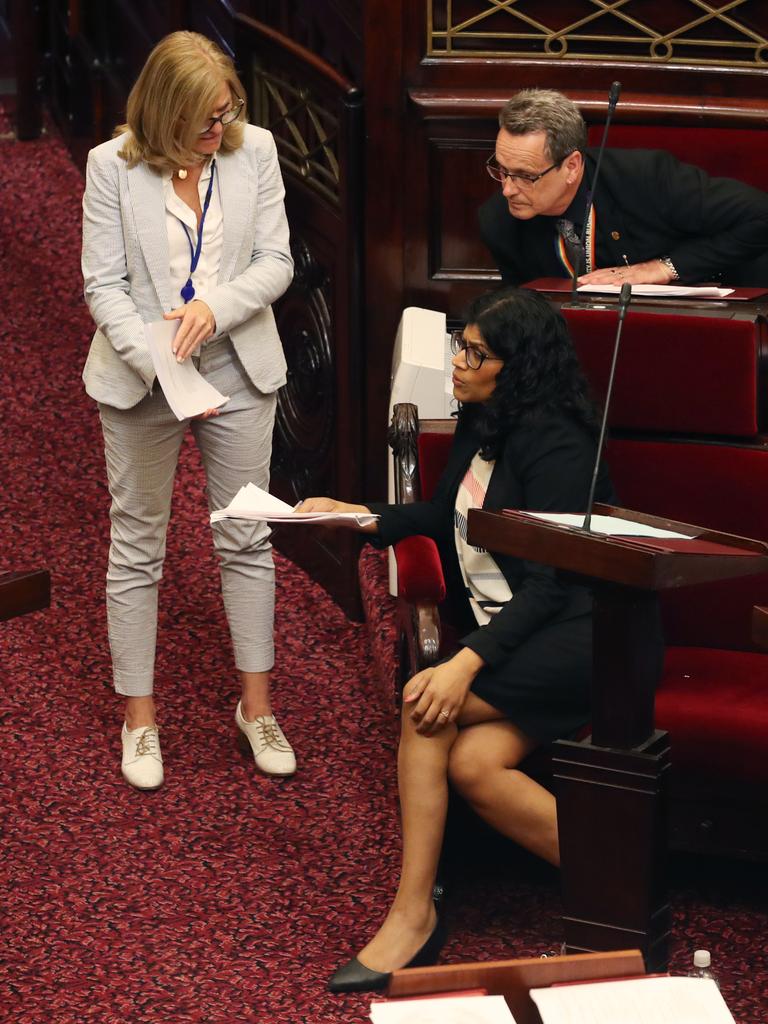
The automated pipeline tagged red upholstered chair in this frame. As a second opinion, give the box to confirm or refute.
[389,380,768,860]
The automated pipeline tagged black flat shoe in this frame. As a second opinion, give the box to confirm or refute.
[328,918,447,994]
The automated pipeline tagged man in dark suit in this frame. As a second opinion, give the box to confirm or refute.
[479,88,768,288]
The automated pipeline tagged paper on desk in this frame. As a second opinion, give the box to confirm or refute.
[370,994,516,1024]
[530,976,734,1024]
[578,284,733,298]
[145,320,229,421]
[521,512,690,540]
[210,482,379,527]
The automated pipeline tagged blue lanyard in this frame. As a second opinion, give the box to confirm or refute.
[179,159,216,304]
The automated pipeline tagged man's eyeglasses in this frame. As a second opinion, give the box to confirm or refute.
[485,154,565,188]
[450,331,504,371]
[198,97,244,135]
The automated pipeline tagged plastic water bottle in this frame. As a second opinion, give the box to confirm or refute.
[687,949,720,988]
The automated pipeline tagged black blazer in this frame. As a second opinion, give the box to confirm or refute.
[369,410,615,668]
[479,147,768,286]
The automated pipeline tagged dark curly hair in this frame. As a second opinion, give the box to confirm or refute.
[459,287,600,459]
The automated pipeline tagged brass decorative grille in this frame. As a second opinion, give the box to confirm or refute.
[251,64,340,206]
[428,1,768,67]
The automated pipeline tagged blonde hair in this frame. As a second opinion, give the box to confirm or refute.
[115,31,246,172]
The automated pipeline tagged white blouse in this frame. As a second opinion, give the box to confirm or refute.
[454,452,513,626]
[162,159,223,311]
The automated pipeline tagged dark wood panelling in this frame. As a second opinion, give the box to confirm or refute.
[234,14,365,617]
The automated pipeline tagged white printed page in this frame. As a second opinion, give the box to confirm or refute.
[145,320,229,421]
[530,976,734,1024]
[520,512,690,540]
[370,993,516,1024]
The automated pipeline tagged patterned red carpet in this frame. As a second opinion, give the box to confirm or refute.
[2,104,767,1022]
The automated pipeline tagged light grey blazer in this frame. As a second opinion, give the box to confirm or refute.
[81,124,294,409]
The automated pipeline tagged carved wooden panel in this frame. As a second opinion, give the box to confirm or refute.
[270,237,335,500]
[235,14,365,617]
[427,1,768,68]
[251,64,342,208]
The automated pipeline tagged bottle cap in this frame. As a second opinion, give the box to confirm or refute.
[693,949,711,968]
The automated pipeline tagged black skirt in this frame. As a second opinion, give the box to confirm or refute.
[469,612,593,743]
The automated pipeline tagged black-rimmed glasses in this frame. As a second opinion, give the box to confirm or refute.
[450,331,504,370]
[485,154,565,187]
[198,97,245,135]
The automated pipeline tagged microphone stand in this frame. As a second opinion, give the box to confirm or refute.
[567,81,622,308]
[582,281,632,532]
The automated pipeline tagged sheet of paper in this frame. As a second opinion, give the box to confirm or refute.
[370,993,516,1024]
[578,284,733,298]
[530,976,734,1024]
[145,320,229,421]
[520,512,690,540]
[210,482,379,528]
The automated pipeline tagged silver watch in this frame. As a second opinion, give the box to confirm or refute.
[658,256,679,281]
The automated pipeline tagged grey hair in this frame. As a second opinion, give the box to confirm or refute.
[498,89,587,164]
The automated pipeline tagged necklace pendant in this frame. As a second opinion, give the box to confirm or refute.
[177,168,188,180]
[180,280,195,303]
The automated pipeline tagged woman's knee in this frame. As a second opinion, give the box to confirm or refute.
[448,738,502,795]
[448,727,531,799]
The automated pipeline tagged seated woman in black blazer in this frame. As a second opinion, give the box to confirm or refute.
[299,286,617,993]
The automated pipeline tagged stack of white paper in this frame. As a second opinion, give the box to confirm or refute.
[578,284,733,298]
[370,993,516,1023]
[210,483,379,528]
[530,976,735,1024]
[145,320,229,421]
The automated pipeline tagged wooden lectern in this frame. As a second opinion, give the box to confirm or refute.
[388,948,645,1024]
[467,504,768,970]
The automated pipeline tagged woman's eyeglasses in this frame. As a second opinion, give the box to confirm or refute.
[198,97,245,135]
[450,331,504,370]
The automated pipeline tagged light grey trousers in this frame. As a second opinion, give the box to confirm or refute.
[98,337,277,697]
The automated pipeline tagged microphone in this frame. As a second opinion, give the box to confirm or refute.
[582,281,631,532]
[567,81,622,306]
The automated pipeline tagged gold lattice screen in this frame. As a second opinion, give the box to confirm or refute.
[428,1,768,67]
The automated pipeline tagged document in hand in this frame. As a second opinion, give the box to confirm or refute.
[210,483,379,528]
[145,320,230,421]
[530,976,735,1024]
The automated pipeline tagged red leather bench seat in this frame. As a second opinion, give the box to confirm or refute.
[565,308,761,436]
[658,647,768,785]
[606,438,768,651]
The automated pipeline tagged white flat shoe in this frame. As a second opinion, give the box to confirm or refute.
[121,723,164,790]
[235,701,296,777]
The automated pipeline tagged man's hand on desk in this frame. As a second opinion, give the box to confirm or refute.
[579,258,677,287]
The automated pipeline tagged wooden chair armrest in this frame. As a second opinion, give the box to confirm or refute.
[389,402,421,504]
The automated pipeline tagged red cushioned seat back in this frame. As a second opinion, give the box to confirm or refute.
[586,124,768,192]
[564,308,761,436]
[606,438,768,650]
[418,430,455,499]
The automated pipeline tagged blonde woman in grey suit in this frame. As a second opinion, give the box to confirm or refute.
[82,31,296,790]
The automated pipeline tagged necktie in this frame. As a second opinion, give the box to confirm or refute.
[557,218,584,274]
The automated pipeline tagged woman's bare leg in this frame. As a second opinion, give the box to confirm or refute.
[355,693,505,972]
[448,719,559,866]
